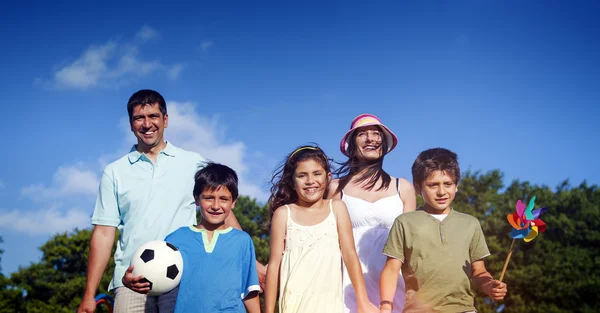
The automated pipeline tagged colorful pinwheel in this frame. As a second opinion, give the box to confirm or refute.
[499,196,549,282]
[507,196,548,242]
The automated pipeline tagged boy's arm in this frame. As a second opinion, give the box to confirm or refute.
[264,207,286,313]
[469,219,506,300]
[472,260,507,301]
[243,293,261,313]
[379,257,402,312]
[334,200,379,313]
[379,217,406,312]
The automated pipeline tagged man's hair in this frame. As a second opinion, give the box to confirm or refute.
[193,162,239,200]
[412,148,461,188]
[127,89,167,123]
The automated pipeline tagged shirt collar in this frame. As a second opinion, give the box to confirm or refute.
[127,141,177,164]
[418,207,455,220]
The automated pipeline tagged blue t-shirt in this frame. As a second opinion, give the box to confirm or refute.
[165,226,260,313]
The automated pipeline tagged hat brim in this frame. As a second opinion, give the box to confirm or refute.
[340,122,398,157]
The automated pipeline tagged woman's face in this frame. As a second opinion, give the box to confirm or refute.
[353,125,384,160]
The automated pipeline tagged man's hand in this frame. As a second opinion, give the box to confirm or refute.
[122,265,151,294]
[485,279,507,301]
[77,293,97,313]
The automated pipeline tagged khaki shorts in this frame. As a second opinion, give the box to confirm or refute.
[113,286,178,313]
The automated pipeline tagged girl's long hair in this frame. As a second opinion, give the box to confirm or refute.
[334,125,391,194]
[266,144,332,228]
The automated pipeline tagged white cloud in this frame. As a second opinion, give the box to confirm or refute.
[166,102,269,201]
[135,25,160,42]
[54,41,117,88]
[0,207,90,236]
[50,26,183,89]
[120,101,269,201]
[167,63,185,80]
[6,101,268,237]
[21,165,99,200]
[200,40,214,52]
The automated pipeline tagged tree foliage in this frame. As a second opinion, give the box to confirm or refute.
[2,180,599,312]
[454,171,600,313]
[0,230,117,313]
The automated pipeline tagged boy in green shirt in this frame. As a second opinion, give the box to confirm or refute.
[379,148,507,313]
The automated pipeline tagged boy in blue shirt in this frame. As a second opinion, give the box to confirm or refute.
[165,162,261,313]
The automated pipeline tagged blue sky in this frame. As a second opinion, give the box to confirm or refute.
[1,1,598,276]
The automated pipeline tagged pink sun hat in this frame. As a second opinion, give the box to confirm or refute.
[340,113,398,157]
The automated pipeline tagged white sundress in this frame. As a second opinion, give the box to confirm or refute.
[278,200,344,313]
[341,179,406,313]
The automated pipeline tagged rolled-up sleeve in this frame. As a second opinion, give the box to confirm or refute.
[91,170,120,227]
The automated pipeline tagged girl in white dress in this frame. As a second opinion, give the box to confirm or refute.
[328,114,417,313]
[264,145,379,313]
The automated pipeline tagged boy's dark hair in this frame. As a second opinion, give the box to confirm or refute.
[267,144,331,227]
[193,162,239,200]
[334,125,391,193]
[127,89,168,124]
[412,148,461,188]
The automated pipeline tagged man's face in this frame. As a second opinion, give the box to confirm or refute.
[130,103,168,150]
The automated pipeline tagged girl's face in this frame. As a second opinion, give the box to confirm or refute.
[354,125,383,160]
[294,158,330,205]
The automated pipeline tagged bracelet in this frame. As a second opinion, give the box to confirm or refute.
[380,300,393,310]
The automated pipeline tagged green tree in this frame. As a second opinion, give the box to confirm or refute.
[231,196,271,264]
[450,173,600,313]
[0,236,23,312]
[4,229,116,313]
[488,180,600,313]
[4,179,598,313]
[0,236,3,273]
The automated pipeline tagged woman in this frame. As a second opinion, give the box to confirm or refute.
[327,113,416,313]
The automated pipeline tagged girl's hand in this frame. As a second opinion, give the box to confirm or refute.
[358,301,379,313]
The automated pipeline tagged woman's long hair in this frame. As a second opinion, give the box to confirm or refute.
[334,125,391,194]
[266,144,332,228]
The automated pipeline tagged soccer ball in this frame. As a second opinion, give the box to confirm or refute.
[130,240,183,296]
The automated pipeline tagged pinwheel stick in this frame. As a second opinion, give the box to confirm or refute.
[499,238,516,282]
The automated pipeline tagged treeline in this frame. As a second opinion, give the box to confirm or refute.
[1,170,598,312]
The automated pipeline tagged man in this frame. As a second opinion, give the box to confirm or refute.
[78,89,265,313]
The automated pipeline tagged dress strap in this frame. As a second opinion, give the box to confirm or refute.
[284,204,291,223]
[396,177,403,198]
[284,204,291,216]
[329,199,334,213]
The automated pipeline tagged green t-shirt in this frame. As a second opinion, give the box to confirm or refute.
[382,208,490,313]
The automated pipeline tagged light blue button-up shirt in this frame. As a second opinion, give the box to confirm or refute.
[91,141,206,290]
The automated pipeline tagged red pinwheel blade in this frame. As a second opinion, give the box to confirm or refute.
[508,212,527,230]
[532,218,547,232]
